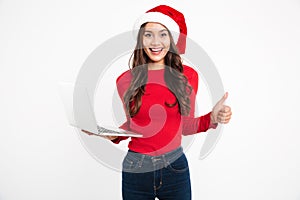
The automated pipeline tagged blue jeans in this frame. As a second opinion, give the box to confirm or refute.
[122,147,191,200]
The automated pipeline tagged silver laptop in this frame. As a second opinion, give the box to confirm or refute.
[58,82,143,138]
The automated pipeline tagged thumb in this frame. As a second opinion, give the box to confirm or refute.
[217,92,228,105]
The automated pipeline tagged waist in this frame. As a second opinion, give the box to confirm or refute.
[128,146,183,165]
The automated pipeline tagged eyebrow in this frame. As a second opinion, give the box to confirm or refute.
[144,29,168,33]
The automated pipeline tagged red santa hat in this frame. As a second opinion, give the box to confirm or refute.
[133,5,187,54]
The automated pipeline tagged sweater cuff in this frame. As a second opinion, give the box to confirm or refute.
[197,112,217,132]
[209,121,218,129]
[110,122,130,144]
[111,136,128,144]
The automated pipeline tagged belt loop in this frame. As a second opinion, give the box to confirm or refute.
[138,155,145,167]
[162,155,169,168]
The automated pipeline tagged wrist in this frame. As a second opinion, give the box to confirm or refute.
[210,111,218,125]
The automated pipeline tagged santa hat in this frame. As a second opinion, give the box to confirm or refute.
[133,5,187,54]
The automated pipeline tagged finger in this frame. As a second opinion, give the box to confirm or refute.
[219,107,231,115]
[217,115,231,123]
[219,111,231,117]
[222,119,231,124]
[218,111,232,118]
[218,113,231,119]
[103,136,118,141]
[218,109,232,116]
[82,130,92,135]
[219,92,228,104]
[224,115,232,123]
[220,106,231,113]
[105,136,113,140]
[107,136,118,140]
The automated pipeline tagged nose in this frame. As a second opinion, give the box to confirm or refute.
[150,35,160,45]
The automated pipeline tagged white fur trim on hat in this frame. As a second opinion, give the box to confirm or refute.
[132,12,180,42]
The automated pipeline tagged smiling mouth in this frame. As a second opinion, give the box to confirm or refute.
[149,48,163,52]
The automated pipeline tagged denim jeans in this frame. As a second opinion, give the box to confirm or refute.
[122,147,191,200]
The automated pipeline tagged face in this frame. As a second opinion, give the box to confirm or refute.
[142,22,171,65]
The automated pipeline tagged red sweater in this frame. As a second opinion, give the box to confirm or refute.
[112,65,216,156]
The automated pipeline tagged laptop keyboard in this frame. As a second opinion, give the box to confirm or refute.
[97,125,120,134]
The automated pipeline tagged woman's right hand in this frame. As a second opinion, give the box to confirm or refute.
[81,130,118,141]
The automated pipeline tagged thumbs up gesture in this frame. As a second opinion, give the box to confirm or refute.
[211,92,232,124]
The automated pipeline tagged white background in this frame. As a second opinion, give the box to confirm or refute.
[1,0,300,199]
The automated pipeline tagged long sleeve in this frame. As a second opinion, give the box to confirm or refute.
[110,70,132,144]
[182,65,217,135]
[182,112,213,135]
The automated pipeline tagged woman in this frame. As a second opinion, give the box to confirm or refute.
[84,5,232,200]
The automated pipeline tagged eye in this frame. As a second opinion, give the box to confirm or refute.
[144,33,152,38]
[161,32,168,37]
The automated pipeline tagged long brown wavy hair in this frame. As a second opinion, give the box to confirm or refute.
[123,23,192,117]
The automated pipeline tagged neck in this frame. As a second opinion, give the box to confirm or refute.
[148,63,165,70]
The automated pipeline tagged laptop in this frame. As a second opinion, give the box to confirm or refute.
[58,82,143,138]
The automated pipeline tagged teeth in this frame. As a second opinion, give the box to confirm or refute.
[150,48,162,52]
